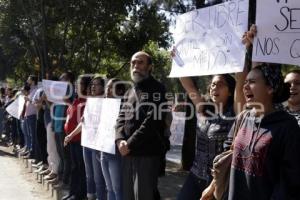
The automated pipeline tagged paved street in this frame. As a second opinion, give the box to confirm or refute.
[0,143,52,200]
[0,142,187,200]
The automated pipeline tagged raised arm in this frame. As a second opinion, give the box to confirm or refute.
[234,65,247,115]
[179,77,206,115]
[234,24,261,114]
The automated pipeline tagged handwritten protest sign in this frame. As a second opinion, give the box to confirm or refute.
[81,98,121,154]
[42,80,69,104]
[169,0,249,77]
[81,98,103,149]
[6,95,25,119]
[169,112,186,146]
[253,0,300,65]
[96,98,121,154]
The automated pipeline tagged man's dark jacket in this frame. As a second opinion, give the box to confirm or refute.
[115,75,167,156]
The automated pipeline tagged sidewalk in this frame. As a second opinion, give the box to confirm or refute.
[0,142,52,200]
[159,161,187,200]
[0,142,187,200]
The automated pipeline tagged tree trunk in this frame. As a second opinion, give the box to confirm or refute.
[40,0,49,80]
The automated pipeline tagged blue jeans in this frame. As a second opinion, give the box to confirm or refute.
[177,172,208,200]
[20,120,27,149]
[24,115,37,155]
[101,152,122,200]
[83,147,106,200]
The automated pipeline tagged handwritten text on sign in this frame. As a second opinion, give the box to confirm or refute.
[6,95,25,119]
[81,98,121,154]
[253,0,300,65]
[169,0,249,77]
[42,80,69,104]
[81,98,103,149]
[96,98,121,154]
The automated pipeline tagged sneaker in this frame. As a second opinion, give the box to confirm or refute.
[44,172,57,180]
[47,177,59,184]
[39,168,51,175]
[23,154,34,159]
[32,161,43,168]
[34,165,47,173]
[20,150,29,156]
[30,159,38,164]
[18,147,27,153]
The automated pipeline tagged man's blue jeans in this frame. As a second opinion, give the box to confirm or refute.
[101,152,122,200]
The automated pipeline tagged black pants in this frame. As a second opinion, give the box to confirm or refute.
[122,156,160,200]
[69,142,86,198]
[177,172,208,200]
[36,110,47,163]
[55,132,71,184]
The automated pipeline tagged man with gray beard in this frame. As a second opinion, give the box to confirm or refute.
[115,51,168,200]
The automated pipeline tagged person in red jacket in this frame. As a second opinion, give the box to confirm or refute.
[62,75,92,200]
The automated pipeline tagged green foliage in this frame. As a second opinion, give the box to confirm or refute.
[0,0,172,86]
[143,41,178,92]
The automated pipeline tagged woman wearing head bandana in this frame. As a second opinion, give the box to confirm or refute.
[225,63,300,200]
[201,24,300,200]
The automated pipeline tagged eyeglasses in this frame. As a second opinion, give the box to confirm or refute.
[210,82,228,88]
[91,83,102,87]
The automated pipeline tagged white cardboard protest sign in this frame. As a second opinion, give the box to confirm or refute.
[95,98,121,154]
[81,98,103,149]
[6,95,25,119]
[253,0,300,65]
[42,80,69,104]
[81,98,121,154]
[169,112,186,146]
[169,0,249,77]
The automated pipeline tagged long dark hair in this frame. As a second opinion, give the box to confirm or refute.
[204,74,236,115]
[78,76,92,96]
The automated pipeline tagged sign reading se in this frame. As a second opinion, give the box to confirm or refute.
[253,0,300,65]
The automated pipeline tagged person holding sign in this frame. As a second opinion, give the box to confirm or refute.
[176,73,238,200]
[101,78,126,200]
[201,25,300,200]
[115,51,168,200]
[226,64,300,200]
[62,76,92,200]
[52,71,74,186]
[242,24,300,126]
[64,75,107,200]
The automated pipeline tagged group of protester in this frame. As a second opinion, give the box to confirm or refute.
[0,4,300,200]
[176,25,300,200]
[0,51,172,200]
[0,86,19,146]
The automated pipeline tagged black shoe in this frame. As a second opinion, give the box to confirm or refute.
[23,154,34,159]
[62,194,72,200]
[20,151,29,156]
[67,195,84,200]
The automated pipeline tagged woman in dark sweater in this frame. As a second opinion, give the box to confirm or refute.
[177,73,238,200]
[227,64,300,200]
